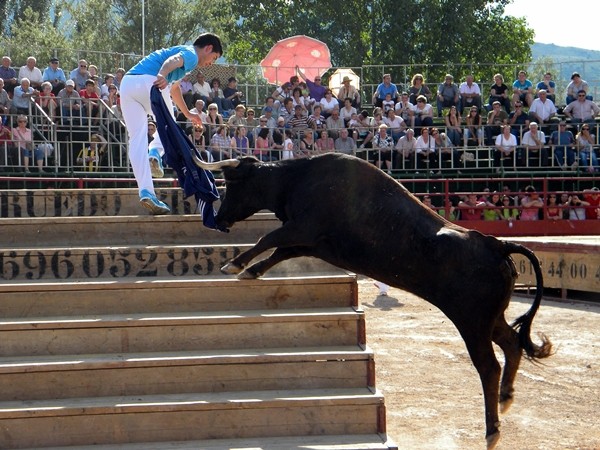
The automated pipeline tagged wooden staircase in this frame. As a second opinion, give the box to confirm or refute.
[0,188,397,449]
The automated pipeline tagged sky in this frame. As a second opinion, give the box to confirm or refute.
[503,0,600,52]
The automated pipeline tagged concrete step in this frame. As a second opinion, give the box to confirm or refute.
[0,307,366,357]
[0,346,374,401]
[23,434,398,449]
[0,244,341,281]
[0,213,278,246]
[0,274,358,318]
[0,388,386,448]
[0,187,200,218]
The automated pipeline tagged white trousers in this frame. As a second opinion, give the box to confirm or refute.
[120,74,174,195]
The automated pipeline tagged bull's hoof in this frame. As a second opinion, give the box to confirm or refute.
[499,394,514,414]
[221,262,243,275]
[237,269,259,280]
[486,431,500,449]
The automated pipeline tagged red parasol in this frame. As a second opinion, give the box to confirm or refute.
[260,35,331,85]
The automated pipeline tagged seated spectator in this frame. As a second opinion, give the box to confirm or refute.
[227,104,247,130]
[563,89,600,124]
[459,74,482,114]
[339,97,357,126]
[528,89,557,132]
[179,76,194,109]
[209,78,226,114]
[488,73,511,113]
[261,105,277,130]
[372,73,399,108]
[334,128,356,155]
[519,185,543,220]
[394,128,417,169]
[444,106,462,146]
[499,195,519,221]
[320,89,338,118]
[12,114,43,173]
[372,123,394,171]
[296,68,326,103]
[0,117,13,162]
[42,57,66,96]
[279,98,295,126]
[254,126,272,162]
[336,76,361,109]
[582,187,600,220]
[511,70,533,108]
[192,72,211,107]
[291,87,308,114]
[566,72,592,104]
[113,68,125,89]
[0,56,18,96]
[326,107,345,140]
[210,125,231,160]
[458,193,485,220]
[546,193,562,220]
[381,93,395,114]
[37,81,57,120]
[485,101,508,144]
[282,129,295,160]
[298,128,316,157]
[70,59,90,91]
[100,74,116,101]
[229,125,250,157]
[11,77,37,117]
[222,76,243,110]
[271,76,298,105]
[463,106,484,147]
[300,82,316,111]
[436,74,459,117]
[494,125,517,170]
[189,123,213,163]
[508,101,529,143]
[0,79,9,118]
[315,129,335,153]
[394,92,414,123]
[483,192,502,221]
[576,124,599,173]
[288,104,310,137]
[408,74,431,105]
[549,122,576,169]
[308,104,326,136]
[105,84,120,115]
[415,127,436,169]
[521,122,548,167]
[411,95,434,136]
[566,193,590,220]
[79,79,100,123]
[356,110,374,148]
[383,108,406,143]
[536,72,556,103]
[57,79,82,125]
[18,56,43,90]
[432,129,461,172]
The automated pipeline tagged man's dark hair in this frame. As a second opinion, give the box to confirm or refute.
[193,33,223,56]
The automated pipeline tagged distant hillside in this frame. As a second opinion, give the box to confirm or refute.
[532,43,600,83]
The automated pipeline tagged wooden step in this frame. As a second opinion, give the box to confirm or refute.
[0,308,366,357]
[0,388,386,448]
[0,244,341,281]
[0,275,358,317]
[0,213,278,246]
[0,346,374,401]
[21,434,398,449]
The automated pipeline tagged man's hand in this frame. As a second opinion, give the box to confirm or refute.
[154,74,168,90]
[186,111,202,126]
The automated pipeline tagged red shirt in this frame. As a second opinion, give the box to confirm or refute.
[583,193,600,219]
[79,89,99,100]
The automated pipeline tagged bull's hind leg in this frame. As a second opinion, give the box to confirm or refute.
[461,332,502,450]
[492,316,522,413]
[237,247,309,279]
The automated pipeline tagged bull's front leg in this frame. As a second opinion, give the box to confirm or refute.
[221,224,313,276]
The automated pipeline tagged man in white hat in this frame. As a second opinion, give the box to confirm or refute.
[337,75,360,109]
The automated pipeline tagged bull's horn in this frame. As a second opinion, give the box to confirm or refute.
[191,151,240,170]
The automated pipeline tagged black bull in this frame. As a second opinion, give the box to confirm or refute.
[194,152,552,449]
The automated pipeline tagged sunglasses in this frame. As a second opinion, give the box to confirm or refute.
[18,120,27,123]
[80,65,87,68]
[578,94,585,97]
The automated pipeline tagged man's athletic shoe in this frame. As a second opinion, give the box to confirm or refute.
[148,148,164,178]
[139,189,170,215]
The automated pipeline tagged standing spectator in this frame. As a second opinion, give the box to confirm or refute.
[333,128,355,155]
[70,59,90,91]
[519,185,543,221]
[521,122,548,167]
[222,76,243,110]
[563,89,600,124]
[411,95,434,136]
[486,101,508,144]
[0,79,10,117]
[0,56,18,96]
[18,56,43,90]
[511,70,533,108]
[464,105,484,147]
[436,74,460,117]
[528,90,557,133]
[576,124,599,173]
[566,72,592,104]
[336,76,360,109]
[582,187,600,220]
[11,78,36,116]
[42,57,66,96]
[459,74,482,114]
[488,73,511,113]
[536,72,556,103]
[56,79,82,125]
[372,73,398,108]
[549,122,575,169]
[296,67,326,103]
[458,193,485,220]
[408,74,431,105]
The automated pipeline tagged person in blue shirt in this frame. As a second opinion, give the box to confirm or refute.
[120,32,223,214]
[372,74,399,109]
[511,70,533,108]
[42,58,67,96]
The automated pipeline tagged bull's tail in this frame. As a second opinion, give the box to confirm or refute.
[505,242,553,360]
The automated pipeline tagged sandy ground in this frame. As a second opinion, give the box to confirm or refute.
[360,279,600,450]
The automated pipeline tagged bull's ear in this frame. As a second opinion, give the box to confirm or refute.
[191,152,241,170]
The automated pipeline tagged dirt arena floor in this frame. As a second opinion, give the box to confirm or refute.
[359,279,600,450]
